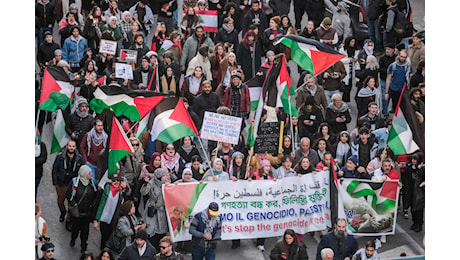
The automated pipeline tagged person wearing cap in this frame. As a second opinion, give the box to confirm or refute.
[94,173,132,250]
[338,154,370,179]
[132,55,156,90]
[37,31,60,69]
[324,0,352,48]
[62,25,88,72]
[61,2,84,25]
[119,229,157,259]
[315,17,338,49]
[66,165,99,253]
[189,202,222,259]
[222,70,250,119]
[378,43,396,117]
[139,168,170,251]
[39,242,56,260]
[52,139,84,223]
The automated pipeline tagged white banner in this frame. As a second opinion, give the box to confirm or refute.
[163,171,332,242]
[200,111,242,145]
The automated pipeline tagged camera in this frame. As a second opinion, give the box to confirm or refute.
[137,219,145,225]
[39,236,50,243]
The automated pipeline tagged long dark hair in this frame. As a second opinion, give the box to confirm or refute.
[280,229,299,253]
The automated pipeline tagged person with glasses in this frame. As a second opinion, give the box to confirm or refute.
[156,236,185,259]
[161,144,186,182]
[384,49,414,112]
[39,242,56,260]
[120,137,146,196]
[315,17,338,49]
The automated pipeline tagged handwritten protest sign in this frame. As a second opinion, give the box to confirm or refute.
[200,112,242,145]
[163,171,332,242]
[254,122,281,155]
[99,39,117,55]
[115,63,133,80]
[119,49,137,63]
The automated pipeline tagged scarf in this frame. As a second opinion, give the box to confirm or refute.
[109,183,122,197]
[201,209,221,235]
[307,84,318,97]
[363,40,374,56]
[78,165,92,186]
[86,128,108,156]
[212,158,223,176]
[76,108,89,118]
[357,86,379,98]
[162,152,180,173]
[181,144,194,154]
[327,101,349,113]
[222,24,233,34]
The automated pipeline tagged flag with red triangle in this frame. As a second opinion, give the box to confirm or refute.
[277,54,298,117]
[39,66,74,111]
[96,75,107,85]
[108,116,134,175]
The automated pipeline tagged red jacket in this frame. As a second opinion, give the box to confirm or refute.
[222,84,251,114]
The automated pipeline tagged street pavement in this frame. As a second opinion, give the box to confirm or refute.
[36,0,425,259]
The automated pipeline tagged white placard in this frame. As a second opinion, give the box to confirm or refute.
[99,39,117,55]
[200,111,242,145]
[115,63,133,80]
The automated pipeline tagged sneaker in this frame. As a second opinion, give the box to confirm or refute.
[381,235,386,243]
[403,210,409,219]
[375,239,382,249]
[257,245,265,252]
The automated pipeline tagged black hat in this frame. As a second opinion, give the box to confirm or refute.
[305,95,315,106]
[135,229,148,240]
[41,242,55,251]
[385,43,395,49]
[110,174,122,181]
[396,43,405,51]
[43,31,52,39]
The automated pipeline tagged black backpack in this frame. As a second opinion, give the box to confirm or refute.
[391,6,414,38]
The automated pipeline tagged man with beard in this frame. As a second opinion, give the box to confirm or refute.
[385,50,414,113]
[181,26,215,73]
[65,98,94,148]
[409,88,425,126]
[242,0,268,35]
[130,33,151,68]
[316,218,358,260]
[80,119,108,183]
[222,71,250,119]
[352,240,379,260]
[52,140,84,223]
[186,45,213,81]
[132,56,156,90]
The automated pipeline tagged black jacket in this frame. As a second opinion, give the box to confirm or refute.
[35,141,48,178]
[215,27,239,50]
[35,1,55,28]
[65,113,95,147]
[306,0,326,27]
[192,92,221,129]
[132,66,155,90]
[37,41,60,66]
[378,53,396,80]
[119,240,157,260]
[242,9,268,35]
[52,150,84,186]
[366,0,387,20]
[66,179,99,219]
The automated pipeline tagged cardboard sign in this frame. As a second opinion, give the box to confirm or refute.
[99,39,117,55]
[119,49,137,63]
[254,122,281,155]
[200,112,242,145]
[115,63,133,80]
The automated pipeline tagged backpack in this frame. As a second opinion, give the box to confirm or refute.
[391,6,413,38]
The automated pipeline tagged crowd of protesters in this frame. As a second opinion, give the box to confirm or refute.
[36,0,424,259]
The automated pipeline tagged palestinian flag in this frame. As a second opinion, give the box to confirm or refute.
[108,116,134,175]
[90,86,165,121]
[50,109,71,154]
[245,75,263,111]
[149,97,199,144]
[135,113,150,138]
[277,55,298,117]
[39,66,74,111]
[274,35,346,76]
[158,39,174,55]
[184,9,218,32]
[387,84,424,155]
[96,75,107,85]
[246,120,255,149]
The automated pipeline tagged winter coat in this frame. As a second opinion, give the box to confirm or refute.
[294,148,320,168]
[324,0,352,39]
[62,36,88,67]
[408,163,425,211]
[306,0,326,27]
[316,231,358,260]
[242,9,268,35]
[118,240,157,260]
[298,107,324,139]
[180,34,215,67]
[214,27,239,50]
[132,66,155,90]
[325,103,352,134]
[52,150,84,186]
[189,210,222,248]
[236,41,262,79]
[192,92,221,128]
[408,42,425,71]
[349,138,379,168]
[296,85,329,113]
[186,53,213,81]
[366,0,387,20]
[222,84,251,116]
[181,74,205,106]
[35,0,55,28]
[65,112,95,147]
[269,0,292,17]
[66,177,99,219]
[130,43,151,68]
[319,61,347,91]
[121,153,145,187]
[116,214,138,247]
[37,41,60,66]
[378,53,396,81]
[140,175,168,236]
[270,240,309,260]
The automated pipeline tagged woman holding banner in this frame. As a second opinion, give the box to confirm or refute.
[202,158,230,182]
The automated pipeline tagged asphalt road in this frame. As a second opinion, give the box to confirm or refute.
[35,0,425,259]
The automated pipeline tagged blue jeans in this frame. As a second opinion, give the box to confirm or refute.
[367,19,383,51]
[192,245,216,260]
[380,79,389,116]
[324,90,340,105]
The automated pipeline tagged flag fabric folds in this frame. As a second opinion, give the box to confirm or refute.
[184,9,218,32]
[277,55,298,117]
[89,86,165,122]
[108,116,134,175]
[387,84,424,155]
[149,97,199,144]
[50,109,71,154]
[274,35,346,76]
[39,66,74,111]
